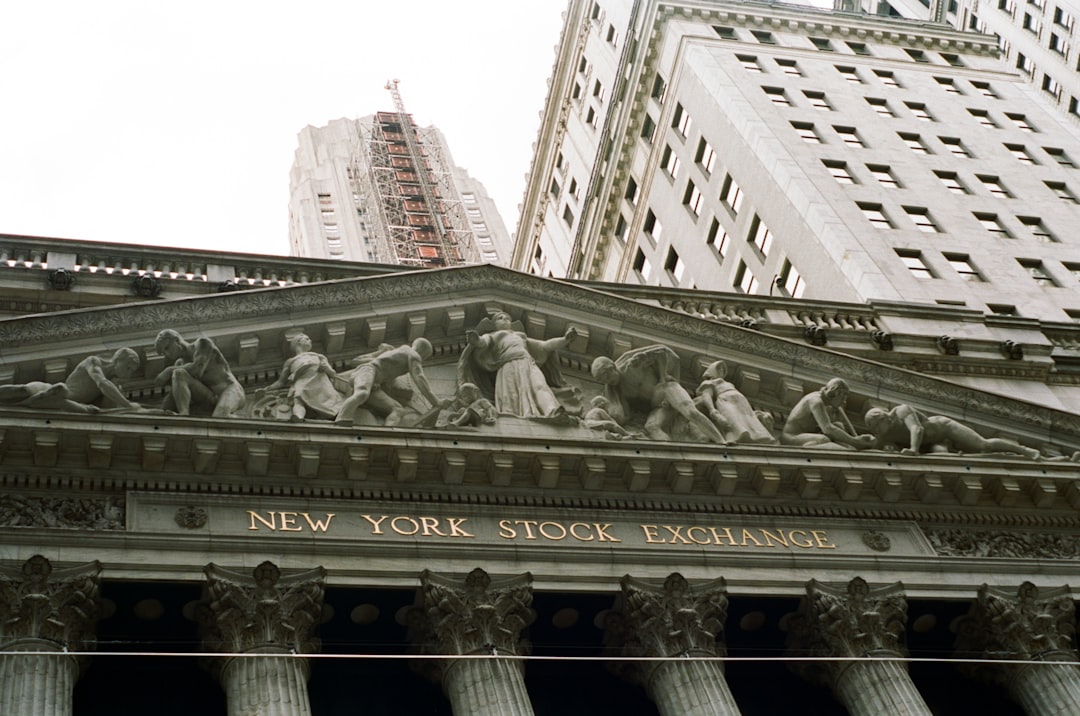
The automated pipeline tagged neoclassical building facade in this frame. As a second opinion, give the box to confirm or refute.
[1,235,1080,715]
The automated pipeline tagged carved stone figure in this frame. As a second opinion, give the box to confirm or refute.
[0,348,141,414]
[583,395,637,439]
[458,311,577,420]
[865,404,1040,459]
[695,360,777,445]
[591,345,725,444]
[780,378,874,450]
[265,333,345,421]
[434,382,497,429]
[154,330,244,417]
[337,338,444,426]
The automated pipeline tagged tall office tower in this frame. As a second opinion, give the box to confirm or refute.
[289,85,511,267]
[514,0,1080,322]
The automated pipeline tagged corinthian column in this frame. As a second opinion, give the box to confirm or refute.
[0,555,102,716]
[954,582,1080,716]
[408,568,535,716]
[197,561,325,716]
[786,577,931,716]
[604,573,741,716]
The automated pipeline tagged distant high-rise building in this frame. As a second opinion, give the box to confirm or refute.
[289,85,511,267]
[514,0,1080,323]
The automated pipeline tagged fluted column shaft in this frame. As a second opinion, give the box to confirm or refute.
[1010,660,1080,716]
[648,657,741,716]
[0,640,78,716]
[220,650,311,716]
[443,655,533,716]
[833,656,932,716]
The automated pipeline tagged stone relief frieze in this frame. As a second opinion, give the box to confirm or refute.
[926,528,1080,559]
[0,495,124,530]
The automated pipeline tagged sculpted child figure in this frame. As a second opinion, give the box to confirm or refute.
[781,378,875,450]
[435,382,497,429]
[583,394,636,439]
[0,348,142,413]
[154,330,245,417]
[865,404,1040,459]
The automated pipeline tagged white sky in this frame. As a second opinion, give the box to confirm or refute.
[0,2,567,256]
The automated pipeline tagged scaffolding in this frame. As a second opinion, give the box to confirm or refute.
[349,81,479,268]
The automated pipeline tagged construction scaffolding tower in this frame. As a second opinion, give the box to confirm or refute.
[349,81,479,268]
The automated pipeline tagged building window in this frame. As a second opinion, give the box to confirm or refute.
[572,81,583,100]
[1005,143,1037,164]
[1019,258,1057,285]
[906,102,935,121]
[899,132,931,154]
[970,80,999,98]
[641,114,657,143]
[934,77,960,93]
[905,48,930,63]
[867,97,896,117]
[1045,180,1079,203]
[776,58,803,76]
[592,79,606,102]
[750,29,776,44]
[776,258,806,298]
[734,260,759,293]
[762,86,792,107]
[672,103,693,137]
[747,214,773,255]
[934,170,969,194]
[720,174,744,215]
[944,253,984,281]
[1004,112,1036,132]
[614,214,628,242]
[695,138,717,174]
[1064,262,1080,282]
[578,55,590,74]
[706,218,729,257]
[738,54,764,72]
[643,209,662,241]
[975,212,1012,237]
[859,202,893,228]
[846,41,871,55]
[868,164,900,188]
[835,125,866,147]
[683,180,704,216]
[876,70,902,87]
[810,37,834,51]
[836,65,864,83]
[568,178,580,201]
[550,177,561,198]
[804,90,833,110]
[585,106,598,129]
[1016,53,1035,76]
[1018,216,1057,242]
[633,249,652,280]
[1050,32,1071,56]
[651,73,668,102]
[791,121,822,144]
[940,136,972,157]
[823,159,857,185]
[1044,147,1076,166]
[968,109,998,128]
[562,205,575,227]
[896,249,935,278]
[977,175,1012,198]
[606,23,618,46]
[904,206,940,233]
[941,53,964,67]
[625,177,639,205]
[661,144,681,179]
[665,247,685,282]
[1054,6,1075,29]
[989,304,1018,316]
[714,26,738,40]
[1070,97,1080,117]
[1022,12,1043,34]
[1042,73,1063,101]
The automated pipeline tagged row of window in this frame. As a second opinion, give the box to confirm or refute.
[898,248,1080,288]
[712,25,965,66]
[859,202,1059,242]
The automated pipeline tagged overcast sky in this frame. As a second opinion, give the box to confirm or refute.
[1,2,566,256]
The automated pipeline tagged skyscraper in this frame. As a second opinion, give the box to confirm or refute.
[514,0,1080,323]
[289,83,511,267]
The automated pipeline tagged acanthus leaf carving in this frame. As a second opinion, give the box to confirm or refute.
[0,555,102,653]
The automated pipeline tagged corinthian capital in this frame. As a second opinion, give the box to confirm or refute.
[197,561,326,656]
[785,577,908,685]
[0,555,101,652]
[955,582,1077,681]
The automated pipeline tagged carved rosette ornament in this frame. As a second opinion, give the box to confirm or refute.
[407,568,536,716]
[604,573,741,716]
[174,506,208,529]
[785,578,931,716]
[197,561,326,716]
[0,555,102,716]
[954,582,1080,715]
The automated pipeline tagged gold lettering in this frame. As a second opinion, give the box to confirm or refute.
[361,514,388,535]
[514,520,539,540]
[248,511,276,531]
[663,525,692,544]
[419,516,446,537]
[497,519,516,539]
[594,523,621,542]
[640,525,665,544]
[278,512,302,531]
[760,529,788,548]
[811,530,837,549]
[788,530,814,548]
[739,528,764,547]
[568,523,594,542]
[710,527,736,546]
[686,526,711,545]
[391,516,420,536]
[301,513,335,532]
[446,517,474,538]
[539,521,567,541]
